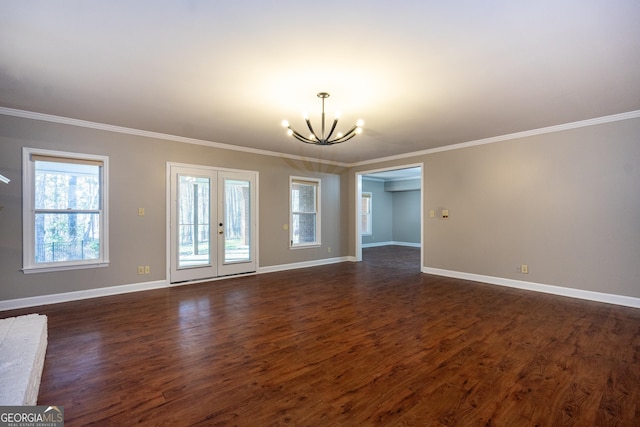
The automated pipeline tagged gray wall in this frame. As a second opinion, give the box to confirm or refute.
[392,190,420,244]
[361,179,420,245]
[350,117,640,299]
[2,113,639,302]
[0,115,348,301]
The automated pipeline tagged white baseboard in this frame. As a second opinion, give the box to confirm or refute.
[0,256,349,311]
[362,241,421,248]
[257,256,350,274]
[8,263,635,311]
[422,267,640,309]
[0,280,168,311]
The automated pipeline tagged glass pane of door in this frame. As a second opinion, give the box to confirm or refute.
[217,171,256,276]
[223,178,251,263]
[178,175,211,268]
[170,166,218,283]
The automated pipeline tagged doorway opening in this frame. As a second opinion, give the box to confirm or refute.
[355,164,423,271]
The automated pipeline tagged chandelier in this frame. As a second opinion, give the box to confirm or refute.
[281,92,364,145]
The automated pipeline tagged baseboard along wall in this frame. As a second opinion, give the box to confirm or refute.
[1,259,638,311]
[422,267,640,309]
[362,241,421,248]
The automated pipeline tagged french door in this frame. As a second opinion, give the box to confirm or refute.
[169,164,257,283]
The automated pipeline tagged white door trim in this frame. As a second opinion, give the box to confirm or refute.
[354,163,424,265]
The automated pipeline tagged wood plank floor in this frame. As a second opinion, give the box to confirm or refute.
[2,246,639,426]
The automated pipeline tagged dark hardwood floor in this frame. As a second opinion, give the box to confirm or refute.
[2,246,639,426]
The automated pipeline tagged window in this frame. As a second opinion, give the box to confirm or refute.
[290,177,320,247]
[361,192,372,236]
[23,148,109,273]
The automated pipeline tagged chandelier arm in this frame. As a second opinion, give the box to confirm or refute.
[328,125,358,143]
[289,127,315,144]
[305,118,320,141]
[291,132,317,144]
[325,118,339,141]
[330,132,356,144]
[341,124,358,136]
[328,131,358,145]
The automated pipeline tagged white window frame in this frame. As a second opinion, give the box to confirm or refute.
[289,176,321,248]
[23,147,109,273]
[361,191,373,236]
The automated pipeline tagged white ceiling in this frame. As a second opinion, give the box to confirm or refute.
[1,1,639,164]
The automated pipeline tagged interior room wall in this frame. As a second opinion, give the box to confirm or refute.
[361,179,392,245]
[392,190,421,244]
[361,179,420,246]
[2,113,638,304]
[0,115,348,302]
[350,117,640,300]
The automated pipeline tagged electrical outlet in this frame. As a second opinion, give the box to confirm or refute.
[521,264,528,274]
[137,266,145,275]
[145,266,150,274]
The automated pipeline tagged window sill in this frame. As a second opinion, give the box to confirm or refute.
[23,261,110,274]
[290,244,322,250]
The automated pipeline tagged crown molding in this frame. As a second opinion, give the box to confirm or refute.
[0,107,350,168]
[2,107,638,169]
[349,109,640,167]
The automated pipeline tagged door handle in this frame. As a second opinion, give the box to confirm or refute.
[219,223,224,234]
